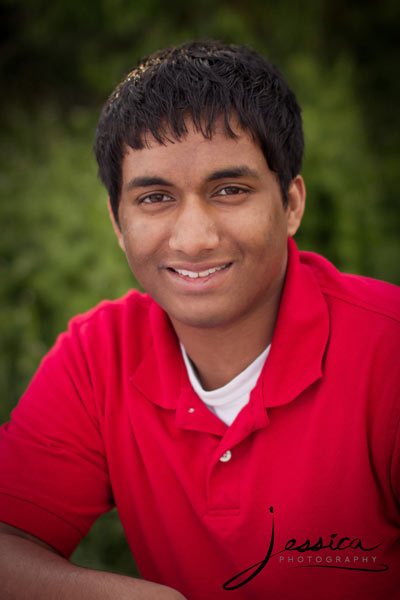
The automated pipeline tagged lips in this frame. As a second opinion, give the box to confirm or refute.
[169,263,231,279]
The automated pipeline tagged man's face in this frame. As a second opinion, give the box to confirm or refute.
[112,120,304,331]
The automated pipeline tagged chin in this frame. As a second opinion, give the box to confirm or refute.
[167,307,234,330]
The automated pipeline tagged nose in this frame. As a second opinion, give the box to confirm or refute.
[168,197,220,256]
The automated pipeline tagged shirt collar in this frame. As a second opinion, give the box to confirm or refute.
[258,237,329,408]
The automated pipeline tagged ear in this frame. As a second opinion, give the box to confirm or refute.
[286,175,306,237]
[107,198,126,252]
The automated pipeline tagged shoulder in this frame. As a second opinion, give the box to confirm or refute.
[50,289,156,367]
[299,249,400,326]
[297,249,400,426]
[69,288,153,330]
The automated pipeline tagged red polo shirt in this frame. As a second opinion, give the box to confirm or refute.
[0,239,399,599]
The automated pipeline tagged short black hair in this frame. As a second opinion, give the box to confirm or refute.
[94,40,304,224]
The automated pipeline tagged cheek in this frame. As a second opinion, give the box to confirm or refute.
[121,220,160,264]
[233,209,284,252]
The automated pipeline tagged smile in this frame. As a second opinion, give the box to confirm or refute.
[168,263,231,279]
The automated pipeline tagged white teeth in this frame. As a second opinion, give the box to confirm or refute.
[174,264,228,278]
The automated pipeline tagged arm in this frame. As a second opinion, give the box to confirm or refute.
[0,523,186,600]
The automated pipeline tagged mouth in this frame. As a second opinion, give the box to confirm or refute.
[167,263,232,279]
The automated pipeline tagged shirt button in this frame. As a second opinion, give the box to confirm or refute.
[219,450,232,463]
[188,408,195,413]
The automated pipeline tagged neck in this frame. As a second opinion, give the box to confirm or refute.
[171,294,281,391]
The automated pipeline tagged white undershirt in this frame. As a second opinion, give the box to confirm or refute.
[180,343,271,426]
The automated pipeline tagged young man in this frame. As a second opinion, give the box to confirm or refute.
[0,41,399,600]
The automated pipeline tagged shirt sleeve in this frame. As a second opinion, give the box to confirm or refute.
[0,318,114,557]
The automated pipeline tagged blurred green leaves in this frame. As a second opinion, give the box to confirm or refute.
[0,108,135,417]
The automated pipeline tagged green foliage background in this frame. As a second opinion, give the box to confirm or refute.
[1,0,399,577]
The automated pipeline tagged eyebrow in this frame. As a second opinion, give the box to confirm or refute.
[205,166,259,182]
[124,166,259,191]
[124,176,173,191]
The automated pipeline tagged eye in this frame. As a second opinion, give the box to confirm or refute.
[216,186,248,196]
[139,193,173,204]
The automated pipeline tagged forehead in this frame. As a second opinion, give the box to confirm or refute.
[121,120,269,185]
